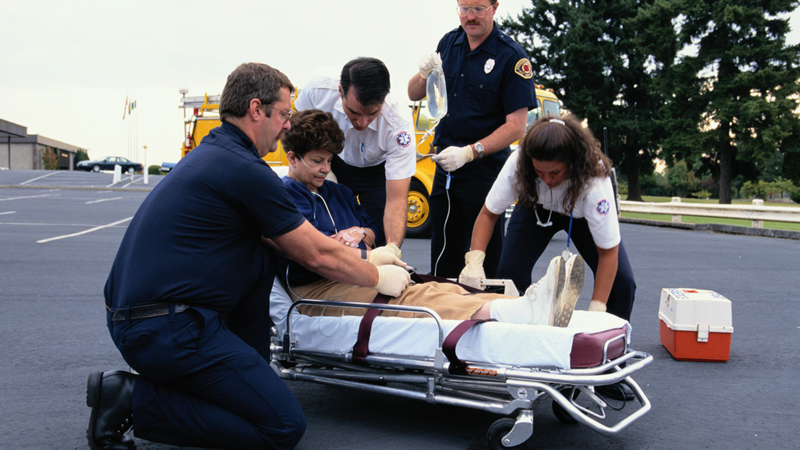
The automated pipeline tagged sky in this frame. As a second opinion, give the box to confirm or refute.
[2,1,798,167]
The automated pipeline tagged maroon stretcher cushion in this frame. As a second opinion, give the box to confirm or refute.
[570,325,628,368]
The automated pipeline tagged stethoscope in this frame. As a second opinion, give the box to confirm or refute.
[292,156,339,234]
[534,187,554,227]
[535,186,575,258]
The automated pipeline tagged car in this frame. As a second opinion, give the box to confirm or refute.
[160,162,176,173]
[77,157,144,174]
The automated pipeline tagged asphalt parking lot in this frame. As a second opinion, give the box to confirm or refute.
[1,170,799,450]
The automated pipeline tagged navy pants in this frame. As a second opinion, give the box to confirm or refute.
[429,155,507,278]
[108,280,305,449]
[331,157,387,247]
[497,204,636,321]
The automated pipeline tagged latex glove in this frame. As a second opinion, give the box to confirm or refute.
[432,145,474,172]
[386,243,402,259]
[588,300,607,312]
[458,250,486,289]
[418,52,442,79]
[374,265,411,297]
[369,246,410,269]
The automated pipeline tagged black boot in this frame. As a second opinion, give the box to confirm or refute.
[86,370,137,450]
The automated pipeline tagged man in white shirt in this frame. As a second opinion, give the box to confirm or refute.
[294,57,416,256]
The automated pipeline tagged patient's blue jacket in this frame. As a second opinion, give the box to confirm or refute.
[281,177,382,286]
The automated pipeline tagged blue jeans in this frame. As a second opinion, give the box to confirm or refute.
[109,304,305,449]
[497,204,636,321]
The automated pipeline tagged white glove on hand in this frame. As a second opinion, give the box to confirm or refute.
[418,52,442,79]
[432,145,474,172]
[458,250,486,289]
[374,265,411,297]
[369,246,409,269]
[386,243,402,259]
[588,300,607,312]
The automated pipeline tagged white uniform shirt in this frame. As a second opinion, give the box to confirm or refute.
[294,75,416,181]
[485,149,621,249]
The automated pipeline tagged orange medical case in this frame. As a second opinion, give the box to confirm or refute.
[658,288,733,362]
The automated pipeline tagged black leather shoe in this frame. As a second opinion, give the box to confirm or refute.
[86,370,137,450]
[595,381,636,401]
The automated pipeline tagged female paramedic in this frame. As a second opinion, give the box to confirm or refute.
[277,109,584,328]
[459,115,636,322]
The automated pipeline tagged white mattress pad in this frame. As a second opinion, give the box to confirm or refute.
[271,277,631,370]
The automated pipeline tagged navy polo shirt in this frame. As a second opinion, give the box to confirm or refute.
[104,121,305,315]
[433,22,536,152]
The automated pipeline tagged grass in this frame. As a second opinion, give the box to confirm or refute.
[619,196,800,232]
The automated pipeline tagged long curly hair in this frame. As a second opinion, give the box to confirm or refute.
[516,115,612,212]
[281,109,345,157]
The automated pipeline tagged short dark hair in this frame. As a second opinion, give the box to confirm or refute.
[339,57,390,106]
[282,109,345,158]
[219,63,294,121]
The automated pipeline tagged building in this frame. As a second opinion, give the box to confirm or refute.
[1,118,84,170]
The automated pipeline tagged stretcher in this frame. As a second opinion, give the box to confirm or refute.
[269,278,652,449]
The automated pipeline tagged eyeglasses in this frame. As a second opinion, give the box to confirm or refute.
[299,155,331,171]
[263,103,293,123]
[457,5,493,18]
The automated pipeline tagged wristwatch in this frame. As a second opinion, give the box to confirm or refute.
[474,142,485,159]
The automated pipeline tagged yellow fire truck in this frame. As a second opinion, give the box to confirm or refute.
[178,86,560,239]
[178,93,289,168]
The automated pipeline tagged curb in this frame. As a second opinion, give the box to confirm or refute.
[620,217,800,240]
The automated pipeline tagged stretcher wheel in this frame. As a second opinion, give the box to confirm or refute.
[552,388,579,424]
[486,418,526,450]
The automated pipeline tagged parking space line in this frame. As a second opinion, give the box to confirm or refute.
[0,211,16,215]
[19,172,58,185]
[86,197,124,204]
[0,194,57,201]
[36,216,133,244]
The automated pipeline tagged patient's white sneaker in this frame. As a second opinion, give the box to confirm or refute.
[525,256,565,326]
[552,254,585,327]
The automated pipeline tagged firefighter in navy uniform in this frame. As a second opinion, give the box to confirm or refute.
[407,0,536,278]
[85,63,410,450]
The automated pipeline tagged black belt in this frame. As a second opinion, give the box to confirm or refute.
[108,302,191,322]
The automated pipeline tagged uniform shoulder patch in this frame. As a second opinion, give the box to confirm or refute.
[514,58,533,79]
[596,199,611,215]
[396,131,411,148]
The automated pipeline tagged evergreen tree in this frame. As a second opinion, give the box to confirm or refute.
[662,0,800,203]
[74,149,89,170]
[502,0,674,201]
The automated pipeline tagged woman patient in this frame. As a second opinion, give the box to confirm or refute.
[278,109,584,327]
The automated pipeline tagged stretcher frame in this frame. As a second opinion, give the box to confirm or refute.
[270,297,653,449]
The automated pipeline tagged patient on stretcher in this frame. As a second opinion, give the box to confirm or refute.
[278,109,585,327]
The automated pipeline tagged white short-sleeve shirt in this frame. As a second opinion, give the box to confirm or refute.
[485,149,621,249]
[294,75,416,181]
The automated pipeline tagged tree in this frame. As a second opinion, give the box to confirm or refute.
[661,0,800,203]
[41,147,59,170]
[666,160,699,197]
[502,0,675,201]
[74,149,89,170]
